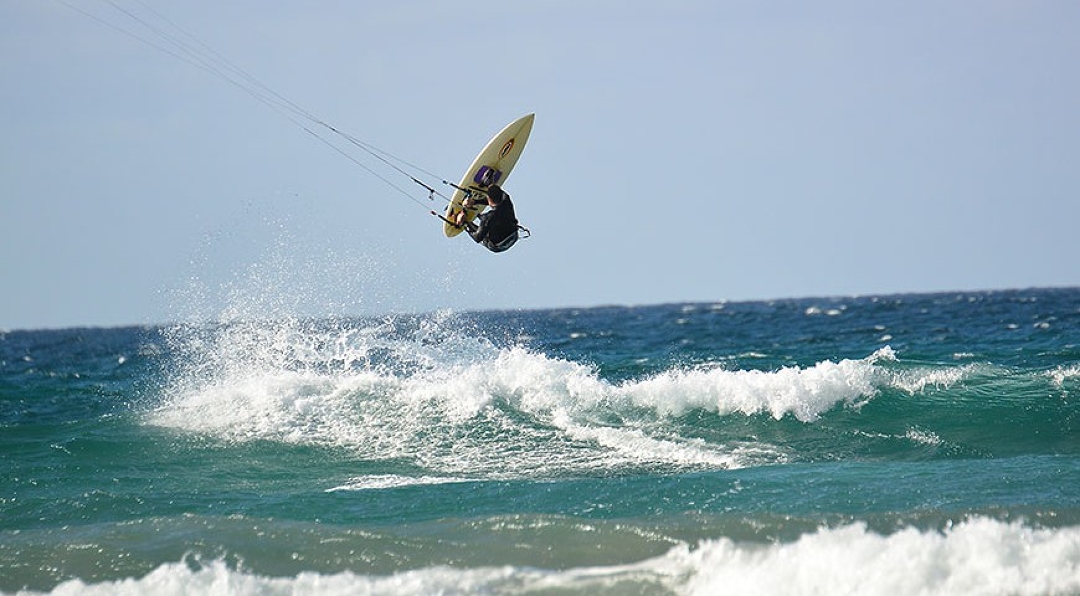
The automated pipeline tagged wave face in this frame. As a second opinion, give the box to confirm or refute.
[150,294,1079,478]
[2,289,1079,594]
[151,317,891,477]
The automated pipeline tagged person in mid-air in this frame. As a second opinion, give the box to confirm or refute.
[455,183,520,253]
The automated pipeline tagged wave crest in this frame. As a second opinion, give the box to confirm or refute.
[35,518,1080,596]
[149,319,943,476]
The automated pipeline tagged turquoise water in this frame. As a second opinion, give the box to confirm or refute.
[2,289,1079,594]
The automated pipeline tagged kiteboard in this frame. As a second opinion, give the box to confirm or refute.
[443,113,535,237]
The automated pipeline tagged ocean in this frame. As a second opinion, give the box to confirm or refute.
[2,288,1079,595]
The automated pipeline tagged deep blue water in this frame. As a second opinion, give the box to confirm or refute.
[2,288,1079,594]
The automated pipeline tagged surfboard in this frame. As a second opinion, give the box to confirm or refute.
[443,113,535,237]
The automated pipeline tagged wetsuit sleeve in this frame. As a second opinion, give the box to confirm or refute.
[469,211,491,243]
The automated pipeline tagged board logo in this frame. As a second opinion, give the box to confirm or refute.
[499,139,515,158]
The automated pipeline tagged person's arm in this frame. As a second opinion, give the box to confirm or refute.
[463,192,490,208]
[469,211,491,242]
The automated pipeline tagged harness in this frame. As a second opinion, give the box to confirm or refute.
[484,228,520,253]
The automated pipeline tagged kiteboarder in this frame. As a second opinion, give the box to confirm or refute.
[455,184,520,253]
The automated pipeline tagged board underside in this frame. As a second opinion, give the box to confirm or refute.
[443,113,534,238]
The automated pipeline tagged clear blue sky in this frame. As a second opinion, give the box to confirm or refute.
[3,1,1078,330]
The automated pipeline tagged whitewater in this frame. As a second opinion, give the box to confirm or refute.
[2,289,1079,595]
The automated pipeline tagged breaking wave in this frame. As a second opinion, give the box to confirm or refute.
[25,518,1080,596]
[148,316,983,478]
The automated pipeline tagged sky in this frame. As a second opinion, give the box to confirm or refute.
[3,1,1079,330]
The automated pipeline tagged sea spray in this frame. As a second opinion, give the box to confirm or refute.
[7,289,1079,594]
[150,315,984,479]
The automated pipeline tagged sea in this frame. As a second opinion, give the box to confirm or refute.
[2,287,1079,595]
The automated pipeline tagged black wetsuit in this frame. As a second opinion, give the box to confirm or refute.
[468,185,519,253]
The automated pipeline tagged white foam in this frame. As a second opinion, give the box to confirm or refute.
[904,427,943,446]
[1049,364,1080,387]
[887,363,973,394]
[149,321,904,476]
[30,559,524,596]
[27,519,1080,596]
[619,352,883,422]
[679,518,1080,596]
[325,474,476,492]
